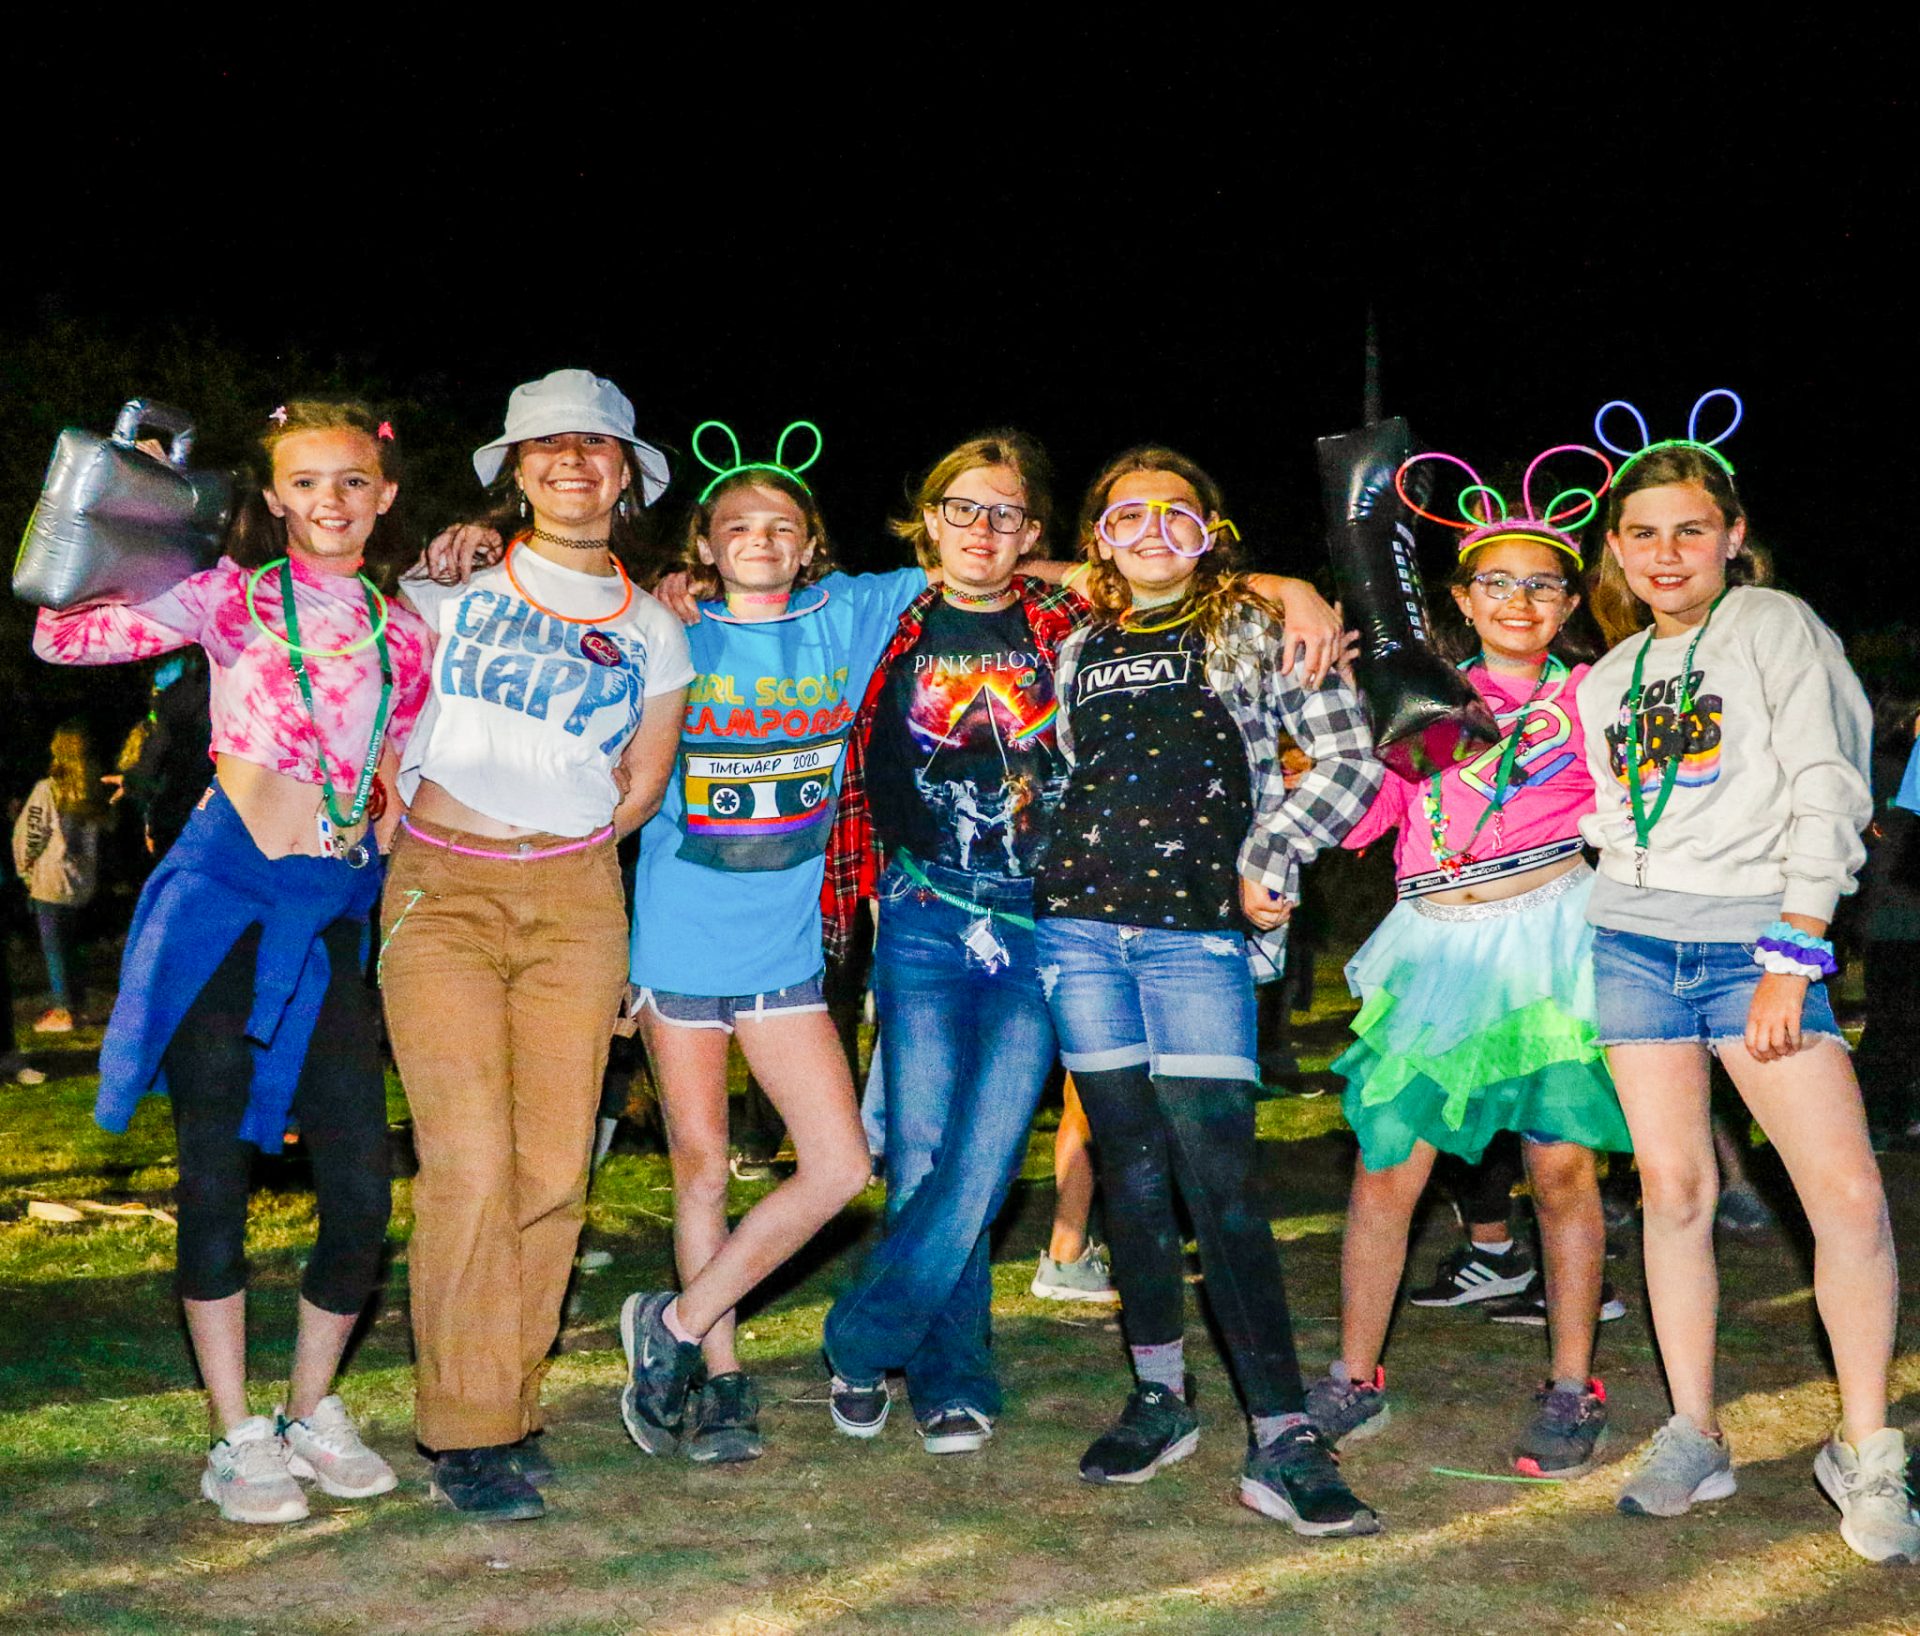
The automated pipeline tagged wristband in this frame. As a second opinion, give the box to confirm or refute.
[1751,921,1837,981]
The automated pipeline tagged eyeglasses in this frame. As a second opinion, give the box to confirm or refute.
[1096,500,1240,557]
[1470,572,1571,604]
[938,496,1030,534]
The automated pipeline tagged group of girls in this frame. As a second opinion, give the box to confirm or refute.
[33,370,1911,1566]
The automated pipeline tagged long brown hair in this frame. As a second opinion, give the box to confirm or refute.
[890,431,1053,570]
[473,444,670,584]
[1075,446,1282,654]
[1587,445,1766,647]
[681,469,836,601]
[226,400,409,584]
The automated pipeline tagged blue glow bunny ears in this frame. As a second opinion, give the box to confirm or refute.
[693,420,824,504]
[1594,388,1742,482]
[1394,443,1615,564]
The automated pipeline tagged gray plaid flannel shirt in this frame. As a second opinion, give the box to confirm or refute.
[1054,603,1382,981]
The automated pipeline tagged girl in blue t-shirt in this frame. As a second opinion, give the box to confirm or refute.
[618,465,926,1464]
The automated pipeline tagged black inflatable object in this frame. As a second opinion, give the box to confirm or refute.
[13,399,232,609]
[1317,417,1496,772]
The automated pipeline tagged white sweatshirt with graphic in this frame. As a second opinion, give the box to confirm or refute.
[1575,586,1872,923]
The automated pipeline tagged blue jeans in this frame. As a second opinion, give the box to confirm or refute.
[823,860,1057,1420]
[32,902,79,1011]
[1590,926,1843,1048]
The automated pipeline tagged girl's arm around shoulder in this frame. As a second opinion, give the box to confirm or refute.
[32,560,229,666]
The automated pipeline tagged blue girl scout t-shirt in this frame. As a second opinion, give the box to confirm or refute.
[631,568,926,997]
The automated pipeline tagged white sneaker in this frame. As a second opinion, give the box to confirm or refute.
[278,1396,398,1499]
[1814,1427,1920,1565]
[202,1416,308,1524]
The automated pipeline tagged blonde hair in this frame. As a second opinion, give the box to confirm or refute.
[1075,446,1283,654]
[48,724,105,820]
[890,431,1053,570]
[681,469,835,601]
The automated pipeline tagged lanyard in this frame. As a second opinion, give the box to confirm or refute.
[895,849,1037,930]
[1623,590,1725,875]
[280,558,394,829]
[1424,655,1566,870]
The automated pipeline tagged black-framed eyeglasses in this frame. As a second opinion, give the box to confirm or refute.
[938,496,1029,534]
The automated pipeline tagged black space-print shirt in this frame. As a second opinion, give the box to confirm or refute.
[1035,622,1252,930]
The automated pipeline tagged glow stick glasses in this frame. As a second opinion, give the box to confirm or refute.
[1096,500,1240,557]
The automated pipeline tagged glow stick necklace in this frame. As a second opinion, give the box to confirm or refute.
[247,557,390,656]
[504,537,633,626]
[704,587,833,625]
[1118,602,1199,635]
[1623,590,1726,885]
[1421,655,1566,875]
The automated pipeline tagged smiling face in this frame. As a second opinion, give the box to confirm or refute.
[1605,480,1747,634]
[261,428,396,571]
[1095,469,1212,602]
[1449,538,1578,667]
[925,463,1039,592]
[696,481,815,595]
[515,431,631,531]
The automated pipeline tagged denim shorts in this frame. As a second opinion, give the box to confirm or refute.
[638,972,827,1033]
[1589,926,1843,1051]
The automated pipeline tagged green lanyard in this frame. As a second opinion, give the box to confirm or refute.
[1622,590,1724,880]
[895,850,1037,930]
[1424,655,1566,869]
[280,558,394,829]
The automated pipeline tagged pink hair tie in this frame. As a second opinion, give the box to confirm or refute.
[268,405,289,426]
[376,420,395,441]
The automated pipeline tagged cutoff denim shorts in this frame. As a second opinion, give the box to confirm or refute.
[1589,926,1843,1051]
[638,972,827,1033]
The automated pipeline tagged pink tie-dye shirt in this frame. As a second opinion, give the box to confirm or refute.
[35,556,434,791]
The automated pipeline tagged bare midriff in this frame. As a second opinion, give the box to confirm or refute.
[216,753,397,859]
[405,778,544,841]
[1422,849,1585,907]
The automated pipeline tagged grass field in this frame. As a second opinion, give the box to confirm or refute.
[3,960,1918,1635]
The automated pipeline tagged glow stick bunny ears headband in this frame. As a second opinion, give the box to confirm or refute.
[1394,443,1614,564]
[693,420,824,504]
[1593,388,1742,483]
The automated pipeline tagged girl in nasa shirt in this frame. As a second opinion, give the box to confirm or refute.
[383,370,691,1521]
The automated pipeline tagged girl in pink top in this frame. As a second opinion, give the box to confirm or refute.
[33,400,432,1526]
[1305,444,1630,1483]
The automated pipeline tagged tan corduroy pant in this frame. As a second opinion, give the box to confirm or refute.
[380,818,629,1451]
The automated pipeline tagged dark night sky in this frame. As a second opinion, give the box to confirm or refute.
[4,25,1914,756]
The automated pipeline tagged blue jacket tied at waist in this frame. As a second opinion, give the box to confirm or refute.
[96,784,381,1147]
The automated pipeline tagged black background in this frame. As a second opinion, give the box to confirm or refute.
[3,24,1913,774]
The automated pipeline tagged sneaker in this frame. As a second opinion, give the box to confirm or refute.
[32,1008,74,1035]
[619,1291,705,1456]
[1814,1428,1920,1565]
[201,1416,308,1525]
[1484,1283,1629,1326]
[1513,1379,1610,1478]
[1238,1423,1382,1537]
[431,1445,545,1521]
[919,1405,993,1455]
[1079,1382,1199,1485]
[276,1396,397,1498]
[729,1154,775,1182]
[828,1372,891,1439]
[1305,1363,1391,1450]
[1715,1184,1776,1235]
[1031,1243,1119,1304]
[1617,1414,1737,1516]
[1407,1242,1536,1307]
[11,1064,47,1086]
[687,1371,765,1465]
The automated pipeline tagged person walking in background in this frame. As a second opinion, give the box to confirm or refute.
[11,722,108,1033]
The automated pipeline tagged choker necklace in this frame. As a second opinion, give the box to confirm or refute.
[529,525,611,552]
[706,587,832,625]
[944,584,1017,609]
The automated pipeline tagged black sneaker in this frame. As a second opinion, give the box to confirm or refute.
[504,1432,555,1487]
[1239,1424,1381,1537]
[1304,1362,1391,1449]
[1513,1378,1609,1478]
[687,1371,764,1465]
[918,1406,993,1454]
[1080,1383,1200,1485]
[1407,1242,1536,1307]
[619,1291,704,1455]
[431,1445,545,1521]
[828,1371,891,1439]
[1484,1282,1628,1325]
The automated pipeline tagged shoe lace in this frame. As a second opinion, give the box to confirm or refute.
[1536,1387,1592,1434]
[1834,1459,1909,1506]
[227,1434,293,1485]
[292,1410,365,1459]
[1270,1427,1344,1490]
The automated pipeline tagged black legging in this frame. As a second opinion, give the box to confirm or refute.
[1073,1067,1306,1416]
[165,920,390,1313]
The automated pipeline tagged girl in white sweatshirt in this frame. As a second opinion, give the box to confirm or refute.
[1576,433,1912,1564]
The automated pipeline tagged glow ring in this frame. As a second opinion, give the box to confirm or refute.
[246,559,390,656]
[1687,388,1744,447]
[775,420,824,475]
[1458,485,1508,527]
[1455,530,1583,564]
[1394,452,1485,531]
[1593,400,1651,458]
[1522,444,1613,522]
[1542,486,1600,530]
[503,539,634,626]
[702,587,833,626]
[1614,438,1737,479]
[696,460,816,505]
[692,420,744,477]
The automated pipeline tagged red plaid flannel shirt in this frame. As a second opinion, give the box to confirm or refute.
[821,575,1085,959]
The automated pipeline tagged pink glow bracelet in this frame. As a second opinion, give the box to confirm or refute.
[400,816,613,860]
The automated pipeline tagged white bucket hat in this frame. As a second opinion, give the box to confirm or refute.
[471,368,671,503]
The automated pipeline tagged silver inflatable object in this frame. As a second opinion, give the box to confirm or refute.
[12,400,234,608]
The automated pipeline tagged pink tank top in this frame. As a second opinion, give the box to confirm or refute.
[35,556,434,791]
[1342,661,1596,896]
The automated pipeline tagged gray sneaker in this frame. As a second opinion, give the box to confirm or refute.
[1616,1414,1736,1517]
[1031,1244,1119,1303]
[1305,1363,1390,1450]
[201,1416,308,1525]
[1814,1427,1920,1565]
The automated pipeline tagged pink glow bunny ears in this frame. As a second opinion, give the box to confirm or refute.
[1593,388,1741,482]
[1393,443,1614,564]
